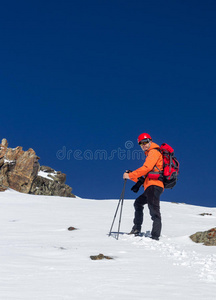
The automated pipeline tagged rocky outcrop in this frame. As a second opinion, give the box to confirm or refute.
[0,141,40,193]
[30,166,74,197]
[190,228,216,246]
[0,139,74,197]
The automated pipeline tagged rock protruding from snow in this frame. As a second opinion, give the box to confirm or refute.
[190,228,216,246]
[30,165,74,197]
[90,254,113,260]
[0,139,74,197]
[0,139,40,193]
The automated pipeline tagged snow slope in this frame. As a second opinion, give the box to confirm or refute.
[0,189,216,300]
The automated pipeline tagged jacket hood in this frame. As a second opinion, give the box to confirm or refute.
[145,142,160,155]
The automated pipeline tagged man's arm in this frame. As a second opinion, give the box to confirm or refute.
[127,149,161,181]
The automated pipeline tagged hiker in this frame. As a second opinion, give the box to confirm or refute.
[123,133,164,240]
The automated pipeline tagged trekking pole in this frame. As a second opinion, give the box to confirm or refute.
[108,179,127,239]
[116,179,126,240]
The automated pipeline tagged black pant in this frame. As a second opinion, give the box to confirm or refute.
[133,185,163,238]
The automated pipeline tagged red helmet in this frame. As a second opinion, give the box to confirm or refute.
[137,133,152,144]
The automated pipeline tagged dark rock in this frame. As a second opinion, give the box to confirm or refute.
[68,227,78,231]
[40,166,55,173]
[199,213,212,216]
[90,253,113,260]
[39,165,66,184]
[30,167,75,197]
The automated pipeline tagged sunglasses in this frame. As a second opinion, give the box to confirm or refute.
[139,140,150,146]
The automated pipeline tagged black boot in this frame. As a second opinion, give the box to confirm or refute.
[129,226,141,236]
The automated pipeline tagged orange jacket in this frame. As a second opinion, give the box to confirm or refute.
[129,142,164,190]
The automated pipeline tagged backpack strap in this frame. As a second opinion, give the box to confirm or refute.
[147,148,163,181]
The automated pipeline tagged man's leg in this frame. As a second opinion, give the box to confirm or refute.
[132,192,148,232]
[146,186,163,239]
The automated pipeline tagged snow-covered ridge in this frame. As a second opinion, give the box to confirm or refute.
[0,189,215,300]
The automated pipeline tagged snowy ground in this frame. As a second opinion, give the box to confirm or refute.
[0,189,216,300]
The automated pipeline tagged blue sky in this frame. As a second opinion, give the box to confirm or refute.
[1,0,216,207]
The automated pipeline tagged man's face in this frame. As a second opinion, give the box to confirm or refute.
[140,141,152,151]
